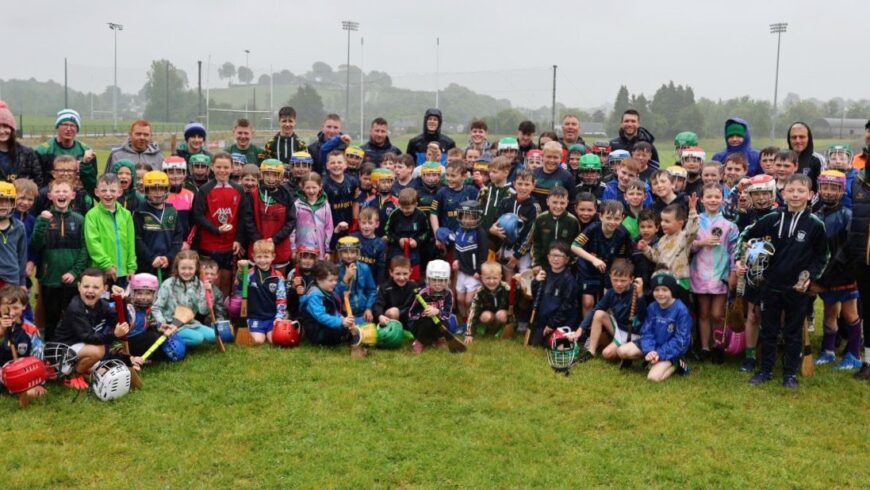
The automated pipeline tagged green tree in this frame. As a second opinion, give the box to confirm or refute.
[608,85,630,134]
[218,62,236,86]
[141,59,196,122]
[238,66,254,85]
[287,84,326,129]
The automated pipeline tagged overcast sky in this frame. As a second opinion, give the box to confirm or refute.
[2,0,867,111]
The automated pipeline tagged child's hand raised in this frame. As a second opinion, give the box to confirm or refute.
[535,269,547,282]
[340,134,352,144]
[636,240,648,251]
[40,210,53,220]
[688,193,699,210]
[111,285,126,297]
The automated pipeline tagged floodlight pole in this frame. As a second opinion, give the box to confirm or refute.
[769,22,788,141]
[342,21,359,122]
[108,22,124,132]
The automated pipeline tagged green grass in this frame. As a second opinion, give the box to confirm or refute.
[3,333,869,488]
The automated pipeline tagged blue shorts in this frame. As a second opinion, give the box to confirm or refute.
[247,318,275,334]
[580,280,603,296]
[819,288,860,305]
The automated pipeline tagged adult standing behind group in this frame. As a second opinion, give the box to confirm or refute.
[0,101,43,185]
[360,117,401,166]
[787,122,824,191]
[712,117,761,176]
[106,119,164,171]
[851,119,870,170]
[609,109,660,165]
[406,108,455,164]
[560,114,586,148]
[34,108,97,183]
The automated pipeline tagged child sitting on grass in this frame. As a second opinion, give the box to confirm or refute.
[152,250,214,348]
[373,256,419,328]
[575,259,645,363]
[299,260,358,348]
[407,260,454,353]
[53,268,133,389]
[616,272,691,382]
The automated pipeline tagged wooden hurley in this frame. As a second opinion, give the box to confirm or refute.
[413,291,466,353]
[204,285,226,353]
[501,276,517,339]
[113,293,143,390]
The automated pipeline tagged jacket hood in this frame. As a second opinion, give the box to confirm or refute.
[723,117,753,153]
[123,139,161,155]
[787,121,815,157]
[423,108,443,136]
[296,188,327,210]
[111,159,138,188]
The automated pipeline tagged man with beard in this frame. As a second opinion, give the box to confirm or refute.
[107,119,164,171]
[609,109,660,165]
[360,117,401,166]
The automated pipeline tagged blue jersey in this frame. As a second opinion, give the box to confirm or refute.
[353,231,386,284]
[432,185,479,232]
[572,222,633,286]
[639,300,692,362]
[323,174,359,226]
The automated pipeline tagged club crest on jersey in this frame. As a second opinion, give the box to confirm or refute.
[268,283,277,293]
[667,322,675,333]
[214,207,232,224]
[796,230,806,242]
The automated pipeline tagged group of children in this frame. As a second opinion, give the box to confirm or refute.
[0,105,864,405]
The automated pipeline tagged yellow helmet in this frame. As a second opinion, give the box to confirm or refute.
[0,181,16,200]
[142,171,169,188]
[370,168,395,185]
[345,146,365,159]
[336,236,361,252]
[260,159,284,174]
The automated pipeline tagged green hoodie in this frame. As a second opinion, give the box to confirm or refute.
[31,207,89,287]
[110,159,144,210]
[84,202,137,277]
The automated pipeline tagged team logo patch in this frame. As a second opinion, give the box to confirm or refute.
[269,283,277,293]
[796,230,806,242]
[667,323,675,333]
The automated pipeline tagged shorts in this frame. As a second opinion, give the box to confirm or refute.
[69,342,86,354]
[819,288,860,305]
[610,319,639,346]
[199,250,234,270]
[498,248,531,272]
[580,280,603,296]
[455,271,481,293]
[247,318,275,334]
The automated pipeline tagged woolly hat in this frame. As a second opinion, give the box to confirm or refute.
[56,108,81,130]
[651,272,683,303]
[726,122,746,139]
[183,121,206,140]
[0,101,15,131]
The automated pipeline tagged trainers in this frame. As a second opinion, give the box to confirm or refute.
[63,375,88,390]
[698,349,711,363]
[854,363,870,380]
[834,353,862,370]
[783,375,800,389]
[740,357,757,373]
[749,371,772,385]
[411,340,424,354]
[711,347,724,365]
[815,351,837,365]
[676,358,691,376]
[577,351,594,363]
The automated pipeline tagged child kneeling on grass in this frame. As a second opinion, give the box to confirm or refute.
[616,272,691,382]
[466,262,510,342]
[237,239,287,345]
[299,260,358,347]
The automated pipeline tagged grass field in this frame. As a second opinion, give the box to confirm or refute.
[2,334,869,488]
